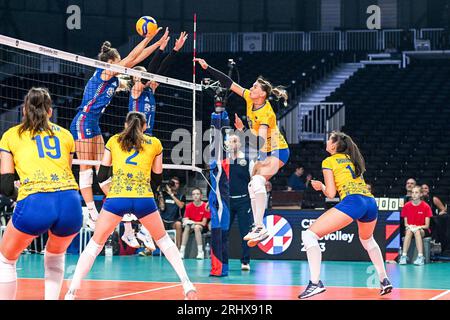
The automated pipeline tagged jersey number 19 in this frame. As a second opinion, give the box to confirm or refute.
[33,136,61,159]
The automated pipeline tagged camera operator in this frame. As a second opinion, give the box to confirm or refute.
[158,176,186,248]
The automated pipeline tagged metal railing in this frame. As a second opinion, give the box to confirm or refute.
[419,28,445,50]
[272,32,306,51]
[381,29,416,51]
[326,105,346,136]
[298,103,344,141]
[345,30,379,51]
[309,31,342,51]
[117,28,446,54]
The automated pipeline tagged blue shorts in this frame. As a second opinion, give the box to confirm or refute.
[70,112,102,140]
[258,148,290,164]
[13,190,83,237]
[335,194,378,223]
[103,197,158,219]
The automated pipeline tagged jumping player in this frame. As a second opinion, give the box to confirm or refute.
[129,31,188,135]
[0,88,82,300]
[65,112,197,300]
[70,28,166,229]
[299,131,392,299]
[120,31,188,250]
[195,58,290,247]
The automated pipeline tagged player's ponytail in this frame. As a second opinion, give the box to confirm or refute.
[256,77,288,107]
[331,131,366,177]
[272,86,288,107]
[118,111,146,152]
[19,87,53,137]
[98,41,120,62]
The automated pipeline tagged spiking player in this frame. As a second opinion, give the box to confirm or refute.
[195,58,290,247]
[118,31,188,251]
[69,28,165,229]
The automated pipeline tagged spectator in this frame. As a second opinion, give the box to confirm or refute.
[158,176,185,248]
[180,188,210,259]
[421,184,447,216]
[403,178,417,203]
[287,166,312,191]
[399,186,432,266]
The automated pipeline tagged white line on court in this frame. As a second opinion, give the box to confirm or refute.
[429,290,450,300]
[98,283,182,300]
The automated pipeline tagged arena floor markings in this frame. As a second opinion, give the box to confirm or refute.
[15,255,450,300]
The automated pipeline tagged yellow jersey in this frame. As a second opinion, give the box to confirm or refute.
[0,123,78,201]
[322,153,373,200]
[243,89,288,153]
[105,134,162,198]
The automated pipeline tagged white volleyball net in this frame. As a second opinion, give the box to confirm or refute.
[0,35,204,173]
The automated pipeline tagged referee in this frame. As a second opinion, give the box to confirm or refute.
[227,134,254,271]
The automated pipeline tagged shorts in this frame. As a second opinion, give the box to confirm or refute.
[335,194,378,223]
[258,148,290,164]
[103,197,158,219]
[70,112,102,140]
[13,190,83,237]
[163,220,181,230]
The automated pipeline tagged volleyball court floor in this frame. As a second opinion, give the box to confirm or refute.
[14,254,450,300]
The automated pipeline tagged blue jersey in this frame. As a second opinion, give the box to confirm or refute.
[77,68,119,117]
[128,87,156,135]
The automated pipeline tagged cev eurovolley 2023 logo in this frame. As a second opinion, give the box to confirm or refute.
[258,215,293,255]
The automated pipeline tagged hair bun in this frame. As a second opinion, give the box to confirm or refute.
[101,41,112,53]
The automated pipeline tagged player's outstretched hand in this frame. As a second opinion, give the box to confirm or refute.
[158,27,170,49]
[194,58,208,69]
[174,31,188,52]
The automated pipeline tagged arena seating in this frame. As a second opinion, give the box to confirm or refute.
[322,58,450,202]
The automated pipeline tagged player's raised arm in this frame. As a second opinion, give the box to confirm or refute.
[194,58,245,98]
[119,27,163,68]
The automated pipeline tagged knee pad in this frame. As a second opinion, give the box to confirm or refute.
[251,175,266,195]
[79,169,93,189]
[360,236,378,251]
[302,230,319,250]
[44,251,65,273]
[0,253,17,283]
[98,177,112,189]
[156,233,176,252]
[84,239,103,258]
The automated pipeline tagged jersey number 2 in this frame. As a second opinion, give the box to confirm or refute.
[34,136,61,159]
[346,165,356,179]
[125,148,139,166]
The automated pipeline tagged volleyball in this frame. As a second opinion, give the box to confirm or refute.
[136,16,158,37]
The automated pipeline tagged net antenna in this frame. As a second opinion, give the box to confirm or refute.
[0,34,204,174]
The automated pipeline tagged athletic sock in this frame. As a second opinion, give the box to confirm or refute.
[68,239,102,293]
[157,234,189,284]
[361,237,388,281]
[44,251,65,300]
[251,175,267,226]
